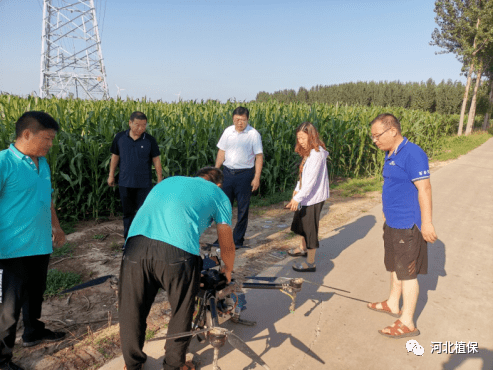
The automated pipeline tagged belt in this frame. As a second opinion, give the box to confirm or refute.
[224,167,254,175]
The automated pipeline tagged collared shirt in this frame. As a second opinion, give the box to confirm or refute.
[110,130,160,188]
[127,176,232,256]
[293,147,330,206]
[382,137,430,229]
[0,144,53,259]
[217,125,263,169]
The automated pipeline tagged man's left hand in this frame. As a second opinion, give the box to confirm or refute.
[421,222,437,244]
[52,226,66,248]
[251,177,260,192]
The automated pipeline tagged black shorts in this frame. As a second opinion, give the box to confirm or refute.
[383,223,428,280]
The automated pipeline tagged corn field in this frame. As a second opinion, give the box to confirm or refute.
[0,94,456,222]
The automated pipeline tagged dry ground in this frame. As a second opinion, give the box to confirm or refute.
[14,160,452,370]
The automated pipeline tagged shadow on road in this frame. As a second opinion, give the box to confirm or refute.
[441,347,493,369]
[151,214,377,369]
[415,238,446,323]
[323,214,377,259]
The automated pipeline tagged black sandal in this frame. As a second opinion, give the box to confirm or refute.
[292,262,316,272]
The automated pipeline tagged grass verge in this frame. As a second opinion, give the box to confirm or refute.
[334,177,382,197]
[431,131,492,162]
[249,131,491,206]
[44,269,82,297]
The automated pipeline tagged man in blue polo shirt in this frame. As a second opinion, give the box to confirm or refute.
[367,113,437,339]
[0,111,67,370]
[215,106,263,248]
[118,167,235,370]
[108,111,162,242]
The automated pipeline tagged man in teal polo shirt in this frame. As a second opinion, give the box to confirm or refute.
[367,113,437,340]
[0,111,66,370]
[118,167,235,370]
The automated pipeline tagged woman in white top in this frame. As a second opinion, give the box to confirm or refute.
[285,122,330,272]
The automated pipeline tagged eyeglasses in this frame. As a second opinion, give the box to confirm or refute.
[234,118,248,124]
[370,127,391,141]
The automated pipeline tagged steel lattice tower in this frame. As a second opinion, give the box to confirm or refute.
[39,0,109,100]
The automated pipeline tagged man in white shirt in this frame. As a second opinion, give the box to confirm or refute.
[215,107,263,248]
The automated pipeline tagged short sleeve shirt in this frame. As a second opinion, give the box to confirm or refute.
[382,137,430,229]
[217,125,263,169]
[110,130,160,188]
[0,144,53,259]
[127,176,232,256]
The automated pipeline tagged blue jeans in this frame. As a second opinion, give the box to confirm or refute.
[119,186,152,240]
[221,167,255,246]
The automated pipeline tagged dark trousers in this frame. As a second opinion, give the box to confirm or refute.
[118,236,202,370]
[119,186,152,240]
[0,254,50,365]
[222,167,255,246]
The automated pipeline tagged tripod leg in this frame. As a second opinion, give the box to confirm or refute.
[212,347,221,370]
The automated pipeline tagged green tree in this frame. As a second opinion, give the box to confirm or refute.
[431,0,493,135]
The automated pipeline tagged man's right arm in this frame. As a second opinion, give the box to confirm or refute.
[108,154,120,186]
[216,223,235,283]
[215,150,225,168]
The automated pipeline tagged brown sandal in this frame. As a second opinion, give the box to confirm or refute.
[367,300,402,318]
[378,319,420,339]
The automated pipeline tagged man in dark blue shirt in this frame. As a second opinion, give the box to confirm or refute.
[367,113,437,339]
[108,112,162,241]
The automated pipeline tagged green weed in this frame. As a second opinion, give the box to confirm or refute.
[110,242,121,252]
[52,243,74,258]
[145,328,158,341]
[45,269,82,296]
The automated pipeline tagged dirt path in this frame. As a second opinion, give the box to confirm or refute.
[14,160,453,370]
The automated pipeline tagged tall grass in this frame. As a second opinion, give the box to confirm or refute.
[0,95,455,222]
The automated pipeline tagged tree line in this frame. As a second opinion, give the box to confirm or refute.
[255,79,491,117]
[431,0,492,135]
[257,0,493,137]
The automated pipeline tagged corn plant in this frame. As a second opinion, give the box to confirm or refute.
[0,94,455,222]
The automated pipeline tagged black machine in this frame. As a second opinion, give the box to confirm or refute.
[61,243,351,370]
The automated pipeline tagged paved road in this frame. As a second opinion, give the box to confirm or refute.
[100,139,493,370]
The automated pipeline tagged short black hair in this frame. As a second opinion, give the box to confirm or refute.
[196,167,223,185]
[129,111,147,122]
[370,113,401,134]
[15,111,60,139]
[232,106,249,119]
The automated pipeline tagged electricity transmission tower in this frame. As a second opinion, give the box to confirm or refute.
[39,0,109,100]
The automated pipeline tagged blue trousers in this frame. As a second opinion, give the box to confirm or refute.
[222,167,255,246]
[119,186,152,240]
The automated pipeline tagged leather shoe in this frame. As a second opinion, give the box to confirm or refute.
[0,361,25,370]
[23,329,66,347]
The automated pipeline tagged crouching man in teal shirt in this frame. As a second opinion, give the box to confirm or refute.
[0,112,67,370]
[118,167,236,370]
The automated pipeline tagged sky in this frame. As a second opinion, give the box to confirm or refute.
[0,0,466,103]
